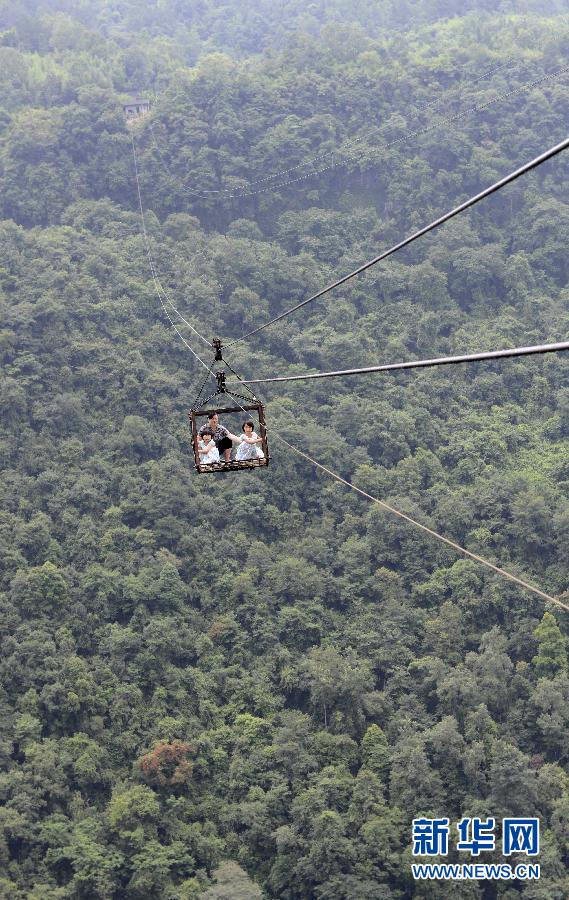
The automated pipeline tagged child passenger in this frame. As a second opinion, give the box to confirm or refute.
[235,420,265,461]
[197,428,220,465]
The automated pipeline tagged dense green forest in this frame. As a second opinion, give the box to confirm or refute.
[1,1,569,897]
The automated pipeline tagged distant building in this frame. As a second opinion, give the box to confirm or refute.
[123,96,150,120]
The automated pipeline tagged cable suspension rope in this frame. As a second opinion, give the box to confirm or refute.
[191,63,569,203]
[272,432,569,614]
[225,134,569,347]
[191,364,218,410]
[190,55,520,196]
[130,134,214,364]
[231,340,569,386]
[160,299,216,376]
[220,354,259,401]
[194,376,568,614]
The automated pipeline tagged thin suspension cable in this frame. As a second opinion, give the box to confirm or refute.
[226,134,569,347]
[192,63,569,203]
[162,286,213,346]
[130,133,213,354]
[193,376,568,613]
[190,55,520,196]
[272,432,569,614]
[148,58,554,203]
[192,364,217,409]
[231,341,569,385]
[132,132,211,346]
[200,6,569,195]
[190,366,567,612]
[221,355,259,400]
[159,296,217,372]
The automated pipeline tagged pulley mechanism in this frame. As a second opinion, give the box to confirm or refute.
[213,338,223,361]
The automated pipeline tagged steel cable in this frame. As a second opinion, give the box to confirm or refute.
[225,134,569,347]
[194,379,569,615]
[183,62,569,202]
[230,340,569,385]
[271,432,569,613]
[191,55,520,196]
[130,134,214,361]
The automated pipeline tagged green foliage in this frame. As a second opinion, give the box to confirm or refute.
[202,860,262,898]
[533,611,568,676]
[361,724,391,781]
[1,1,569,896]
[108,785,160,833]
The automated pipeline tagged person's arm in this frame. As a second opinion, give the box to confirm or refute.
[223,430,239,442]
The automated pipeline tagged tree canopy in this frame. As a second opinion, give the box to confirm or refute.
[1,0,569,897]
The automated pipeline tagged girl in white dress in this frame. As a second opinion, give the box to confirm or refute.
[235,420,264,461]
[197,428,220,464]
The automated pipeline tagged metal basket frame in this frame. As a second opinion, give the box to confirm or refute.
[189,401,270,474]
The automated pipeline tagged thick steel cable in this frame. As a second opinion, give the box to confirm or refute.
[225,134,569,347]
[230,341,569,385]
[143,60,569,353]
[130,134,213,359]
[272,432,569,614]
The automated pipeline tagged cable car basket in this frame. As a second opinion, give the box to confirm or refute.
[188,372,270,474]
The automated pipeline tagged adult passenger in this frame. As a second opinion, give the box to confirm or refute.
[198,412,239,463]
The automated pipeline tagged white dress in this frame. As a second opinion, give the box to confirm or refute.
[198,439,220,464]
[235,432,264,461]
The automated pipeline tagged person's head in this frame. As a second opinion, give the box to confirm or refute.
[243,420,254,435]
[208,413,218,426]
[201,428,213,440]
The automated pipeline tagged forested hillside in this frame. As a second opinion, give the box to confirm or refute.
[1,1,569,897]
